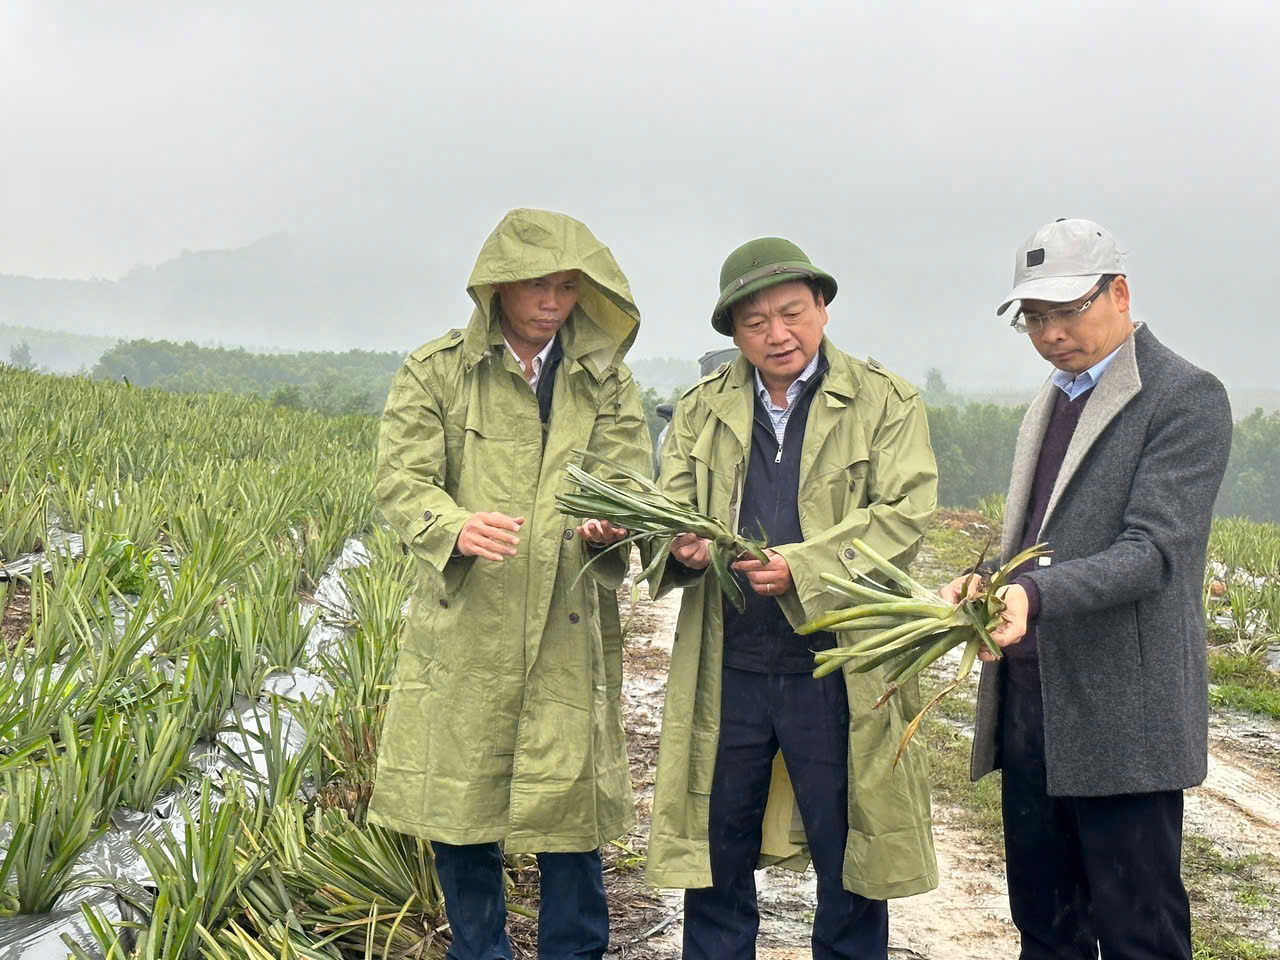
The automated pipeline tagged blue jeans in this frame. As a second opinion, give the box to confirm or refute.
[432,841,609,960]
[683,667,889,960]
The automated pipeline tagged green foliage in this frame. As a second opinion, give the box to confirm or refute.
[1210,516,1280,578]
[1217,410,1280,524]
[94,534,154,595]
[925,403,1025,508]
[221,698,319,808]
[977,493,1006,530]
[921,367,964,407]
[92,339,403,415]
[7,340,34,370]
[1208,652,1280,720]
[927,402,1280,522]
[1,710,130,913]
[74,779,271,960]
[119,662,199,811]
[638,384,681,445]
[0,454,48,561]
[0,365,456,956]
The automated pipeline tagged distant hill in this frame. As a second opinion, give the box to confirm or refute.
[89,338,403,415]
[0,233,438,353]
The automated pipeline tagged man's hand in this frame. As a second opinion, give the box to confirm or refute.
[732,549,793,597]
[981,583,1029,662]
[670,533,711,570]
[456,512,525,562]
[576,519,628,547]
[940,573,984,605]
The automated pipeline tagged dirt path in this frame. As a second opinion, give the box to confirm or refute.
[612,554,1280,957]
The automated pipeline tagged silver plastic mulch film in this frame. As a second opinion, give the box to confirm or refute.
[0,539,372,958]
[0,887,130,960]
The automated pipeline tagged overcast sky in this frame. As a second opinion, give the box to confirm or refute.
[3,0,1276,388]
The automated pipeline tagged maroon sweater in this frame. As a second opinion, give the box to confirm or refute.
[1006,385,1094,678]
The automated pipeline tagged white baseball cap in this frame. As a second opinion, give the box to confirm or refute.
[996,219,1128,316]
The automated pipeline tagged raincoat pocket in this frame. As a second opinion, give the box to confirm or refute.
[460,421,516,515]
[689,428,736,518]
[536,620,595,711]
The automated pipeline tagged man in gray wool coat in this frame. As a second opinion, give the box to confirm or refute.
[942,218,1232,959]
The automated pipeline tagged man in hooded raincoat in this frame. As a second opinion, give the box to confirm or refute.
[368,209,652,960]
[646,238,939,959]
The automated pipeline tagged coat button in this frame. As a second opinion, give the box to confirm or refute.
[568,612,580,624]
[451,330,461,338]
[843,547,856,560]
[563,529,574,540]
[439,599,449,609]
[423,510,433,521]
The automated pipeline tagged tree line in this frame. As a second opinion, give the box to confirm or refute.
[71,339,1280,523]
[92,339,402,415]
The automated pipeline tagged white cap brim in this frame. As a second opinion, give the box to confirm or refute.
[996,274,1101,316]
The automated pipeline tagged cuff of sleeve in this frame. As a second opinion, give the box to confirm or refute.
[415,508,471,573]
[582,539,628,590]
[654,551,707,596]
[1013,574,1041,622]
[667,555,702,579]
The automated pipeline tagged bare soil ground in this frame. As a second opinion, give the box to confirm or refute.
[1,578,33,649]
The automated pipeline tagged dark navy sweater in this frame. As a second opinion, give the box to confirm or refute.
[722,353,836,673]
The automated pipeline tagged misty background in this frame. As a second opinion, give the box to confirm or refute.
[1,0,1277,394]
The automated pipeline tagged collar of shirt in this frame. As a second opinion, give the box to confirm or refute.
[1052,342,1124,401]
[503,334,557,390]
[755,349,821,411]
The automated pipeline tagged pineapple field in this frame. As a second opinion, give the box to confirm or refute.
[2,366,1277,959]
[0,368,445,959]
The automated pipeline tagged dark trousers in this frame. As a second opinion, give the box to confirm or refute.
[1000,661,1192,960]
[683,667,889,960]
[432,841,608,960]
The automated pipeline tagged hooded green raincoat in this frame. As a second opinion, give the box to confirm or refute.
[368,210,651,853]
[646,343,940,899]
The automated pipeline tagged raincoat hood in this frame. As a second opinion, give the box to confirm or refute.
[464,208,640,378]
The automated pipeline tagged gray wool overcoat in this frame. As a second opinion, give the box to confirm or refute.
[971,324,1232,797]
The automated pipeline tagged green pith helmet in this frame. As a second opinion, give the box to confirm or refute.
[711,237,838,335]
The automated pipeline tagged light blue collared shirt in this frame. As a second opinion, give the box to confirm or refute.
[754,350,821,445]
[1051,344,1123,401]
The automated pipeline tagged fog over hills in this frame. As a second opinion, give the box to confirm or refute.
[0,234,458,354]
[5,3,1279,395]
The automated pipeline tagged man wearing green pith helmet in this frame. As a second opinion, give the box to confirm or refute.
[645,238,940,958]
[369,209,652,959]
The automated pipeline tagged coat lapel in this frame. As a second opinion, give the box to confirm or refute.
[704,358,754,463]
[1002,382,1056,560]
[798,342,858,490]
[1038,328,1143,536]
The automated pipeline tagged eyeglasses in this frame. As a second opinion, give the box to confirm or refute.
[1011,275,1114,335]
